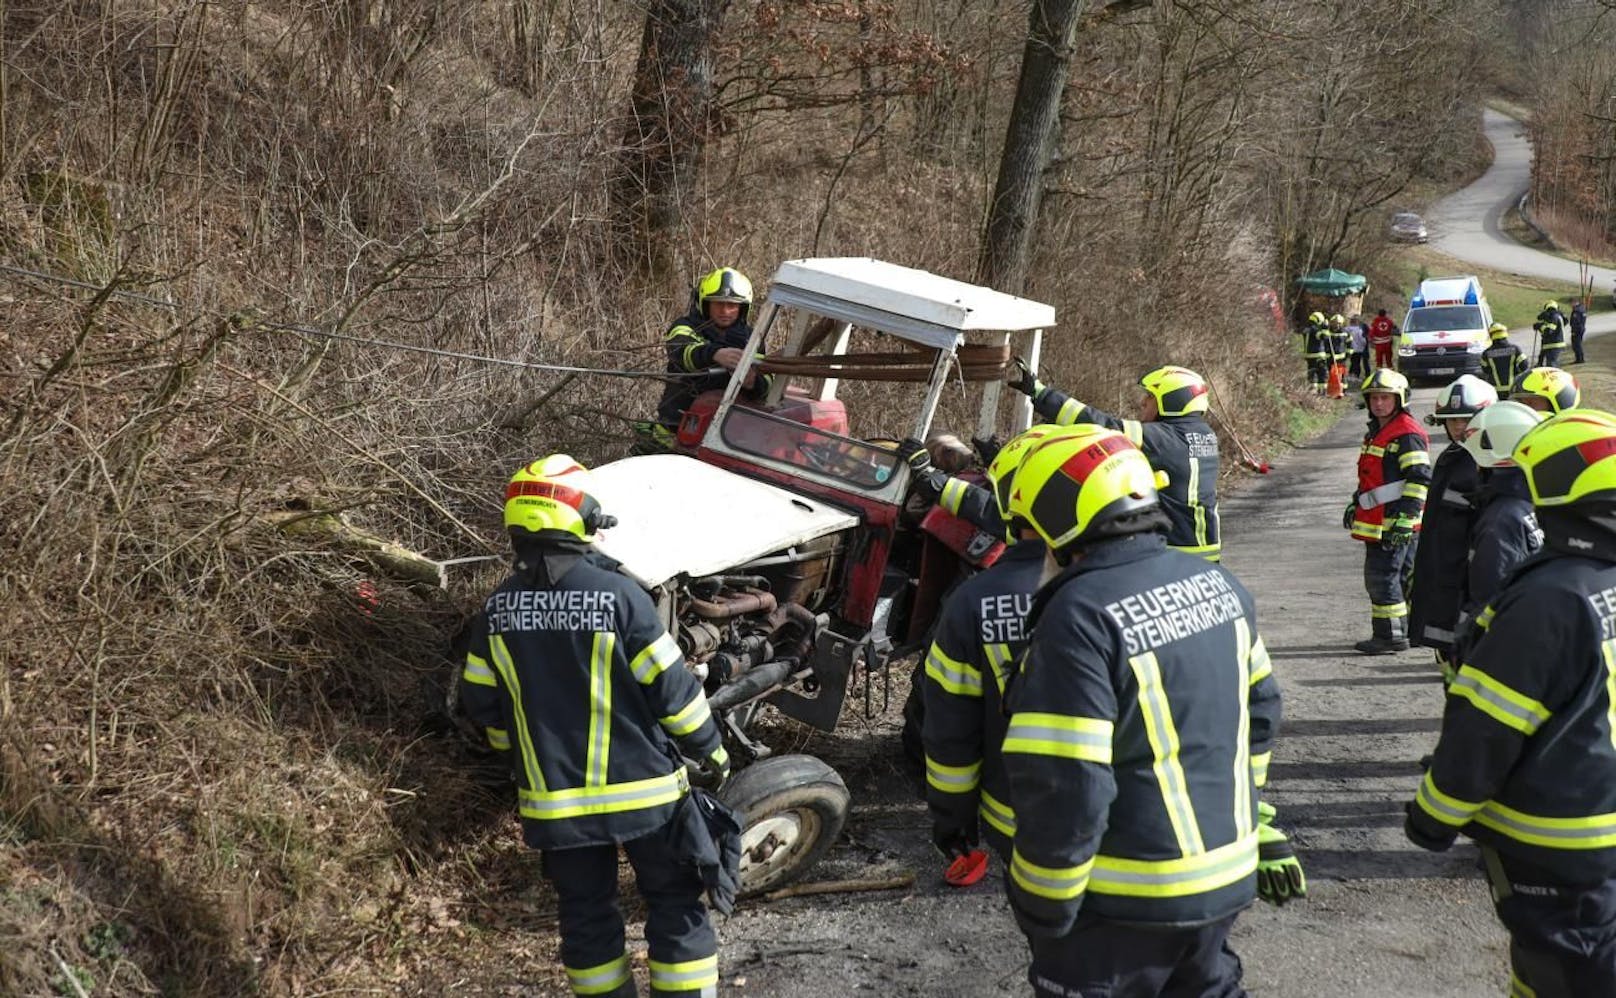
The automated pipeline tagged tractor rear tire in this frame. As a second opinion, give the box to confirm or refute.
[718,754,850,898]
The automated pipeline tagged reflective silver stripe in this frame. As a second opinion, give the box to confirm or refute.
[1088,833,1257,896]
[1450,670,1550,734]
[462,653,497,687]
[1357,481,1404,508]
[980,789,1016,836]
[1474,804,1616,847]
[631,633,681,684]
[925,755,980,792]
[1422,624,1455,643]
[1440,488,1473,509]
[519,770,685,819]
[925,647,983,696]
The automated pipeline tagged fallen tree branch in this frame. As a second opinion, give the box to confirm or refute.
[264,508,446,588]
[760,872,913,902]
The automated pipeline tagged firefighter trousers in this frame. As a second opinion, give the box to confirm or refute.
[1305,358,1329,392]
[1363,539,1416,626]
[1540,347,1564,368]
[544,819,719,998]
[1482,848,1616,998]
[1026,912,1246,998]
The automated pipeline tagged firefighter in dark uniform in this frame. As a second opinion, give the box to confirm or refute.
[1000,426,1295,997]
[1299,311,1331,393]
[1008,363,1222,561]
[921,426,1066,863]
[1480,323,1525,396]
[897,436,1005,538]
[1346,369,1431,654]
[461,455,730,998]
[1408,375,1495,681]
[650,267,772,446]
[1327,313,1351,392]
[1456,401,1544,632]
[1533,300,1569,368]
[1512,366,1580,416]
[1406,409,1616,998]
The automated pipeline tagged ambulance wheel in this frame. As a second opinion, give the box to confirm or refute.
[718,754,850,898]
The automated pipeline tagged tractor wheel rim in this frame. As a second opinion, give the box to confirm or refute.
[740,811,820,881]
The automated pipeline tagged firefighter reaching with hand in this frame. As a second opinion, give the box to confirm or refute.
[460,455,731,998]
[1008,362,1222,561]
[1346,369,1431,655]
[1533,300,1569,368]
[920,425,1067,865]
[1406,409,1616,998]
[648,267,772,448]
[998,425,1296,997]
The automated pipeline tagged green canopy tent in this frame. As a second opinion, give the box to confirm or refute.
[1296,268,1368,296]
[1294,267,1368,326]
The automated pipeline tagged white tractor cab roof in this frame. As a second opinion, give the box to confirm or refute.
[709,257,1056,506]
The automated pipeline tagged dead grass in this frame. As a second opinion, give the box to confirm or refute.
[0,3,1439,995]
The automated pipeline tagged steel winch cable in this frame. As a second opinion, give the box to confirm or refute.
[0,261,711,382]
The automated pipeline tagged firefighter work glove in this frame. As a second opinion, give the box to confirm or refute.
[898,437,933,474]
[1342,500,1356,531]
[1381,523,1415,551]
[931,820,978,860]
[1006,358,1044,398]
[1404,800,1458,853]
[971,435,1001,467]
[1256,822,1307,905]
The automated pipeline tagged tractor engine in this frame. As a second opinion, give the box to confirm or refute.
[674,575,817,705]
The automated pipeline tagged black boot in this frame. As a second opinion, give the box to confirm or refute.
[1355,615,1409,655]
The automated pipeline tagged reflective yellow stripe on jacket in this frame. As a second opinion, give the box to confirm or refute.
[1089,831,1259,898]
[1011,847,1093,901]
[1001,712,1113,763]
[925,755,981,795]
[519,769,688,822]
[925,644,983,698]
[980,789,1016,838]
[1449,665,1552,735]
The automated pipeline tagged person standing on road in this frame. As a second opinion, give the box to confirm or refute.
[1346,369,1432,655]
[1348,314,1370,381]
[1327,314,1351,394]
[1570,300,1588,365]
[1406,409,1616,998]
[1300,311,1332,394]
[1511,367,1580,416]
[920,426,1064,865]
[1480,323,1525,396]
[461,455,731,998]
[1000,426,1292,998]
[1408,376,1495,681]
[650,267,771,447]
[1533,299,1569,368]
[1007,363,1223,561]
[1455,401,1544,636]
[1369,308,1399,371]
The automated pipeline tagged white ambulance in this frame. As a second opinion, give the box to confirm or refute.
[1398,275,1493,381]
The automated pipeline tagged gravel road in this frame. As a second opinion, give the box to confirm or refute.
[709,401,1509,998]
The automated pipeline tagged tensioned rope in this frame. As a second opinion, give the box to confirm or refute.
[0,262,1014,383]
[0,262,703,382]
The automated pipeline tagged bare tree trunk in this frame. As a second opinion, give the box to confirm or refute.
[611,0,727,280]
[976,0,1091,295]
